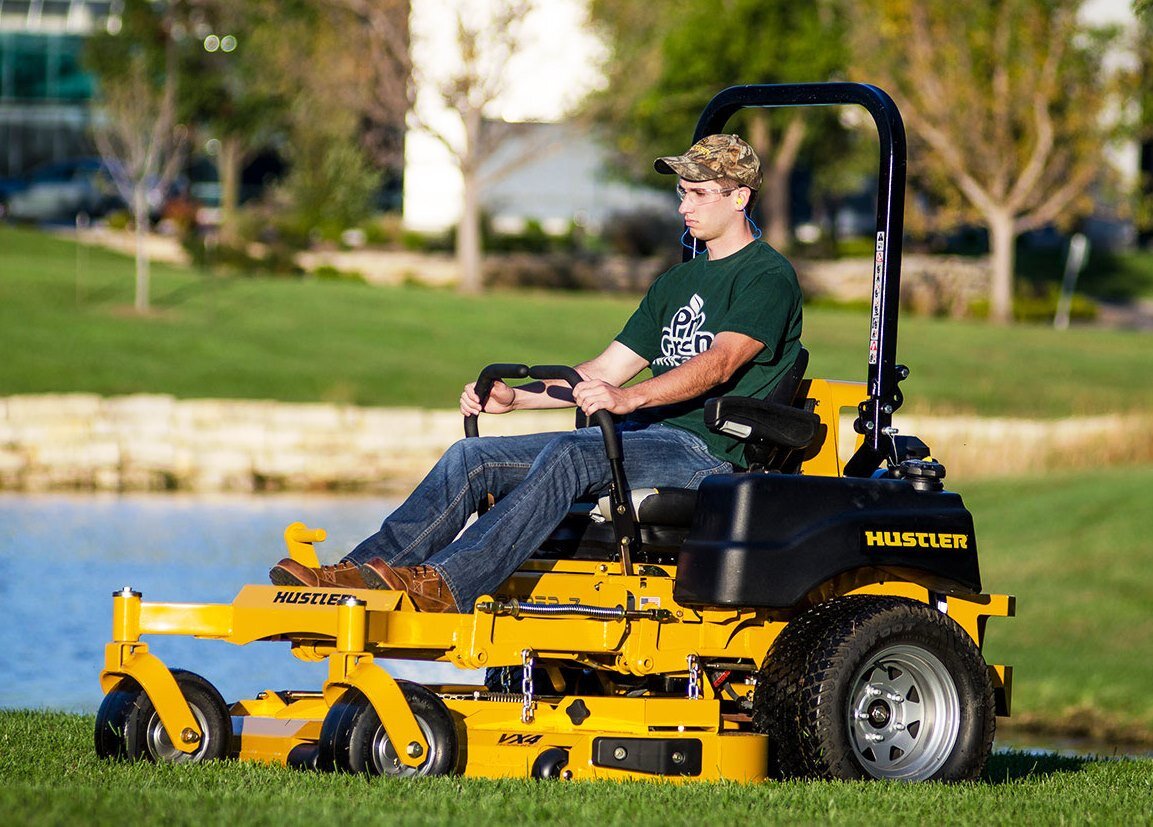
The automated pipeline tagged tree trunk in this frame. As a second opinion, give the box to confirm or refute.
[458,167,482,294]
[762,166,791,252]
[748,112,804,252]
[217,136,243,246]
[987,210,1016,324]
[133,185,151,314]
[457,105,484,294]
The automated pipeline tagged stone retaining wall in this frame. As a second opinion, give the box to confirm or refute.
[0,395,574,493]
[1,395,1146,493]
[891,413,1153,480]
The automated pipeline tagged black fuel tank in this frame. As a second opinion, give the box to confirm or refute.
[673,473,980,608]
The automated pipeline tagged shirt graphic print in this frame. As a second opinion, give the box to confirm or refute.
[655,293,714,367]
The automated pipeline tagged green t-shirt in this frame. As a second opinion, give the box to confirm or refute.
[615,240,803,466]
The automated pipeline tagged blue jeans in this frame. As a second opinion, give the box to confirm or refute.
[343,424,731,610]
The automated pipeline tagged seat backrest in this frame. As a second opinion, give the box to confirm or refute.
[767,346,809,406]
[703,345,818,473]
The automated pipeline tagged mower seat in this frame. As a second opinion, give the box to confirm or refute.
[592,486,697,528]
[593,347,816,525]
[586,349,818,526]
[536,349,817,564]
[618,346,817,521]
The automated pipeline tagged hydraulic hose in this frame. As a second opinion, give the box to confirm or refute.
[476,598,671,621]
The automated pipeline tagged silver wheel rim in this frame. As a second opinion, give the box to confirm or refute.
[370,714,441,777]
[145,703,211,763]
[846,644,960,780]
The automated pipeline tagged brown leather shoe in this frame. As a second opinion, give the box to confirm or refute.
[269,558,368,589]
[358,559,459,612]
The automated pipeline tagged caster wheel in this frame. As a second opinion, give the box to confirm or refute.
[531,747,570,779]
[95,668,232,763]
[318,681,458,776]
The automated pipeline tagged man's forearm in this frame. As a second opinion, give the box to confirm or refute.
[493,340,646,412]
[623,350,730,409]
[624,335,762,410]
[509,381,576,411]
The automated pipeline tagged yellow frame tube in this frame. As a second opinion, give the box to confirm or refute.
[103,588,202,753]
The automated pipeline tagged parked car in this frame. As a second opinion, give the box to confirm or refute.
[4,158,123,223]
[0,174,29,217]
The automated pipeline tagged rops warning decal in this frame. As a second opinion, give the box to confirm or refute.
[869,232,884,365]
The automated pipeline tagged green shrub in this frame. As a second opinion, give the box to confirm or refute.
[312,265,366,284]
[835,236,878,258]
[358,213,405,247]
[968,284,1097,323]
[104,210,131,231]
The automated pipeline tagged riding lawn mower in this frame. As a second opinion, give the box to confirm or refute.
[95,82,1013,783]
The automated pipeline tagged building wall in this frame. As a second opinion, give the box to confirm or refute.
[0,0,120,177]
[402,0,607,232]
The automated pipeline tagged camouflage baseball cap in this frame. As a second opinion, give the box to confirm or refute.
[654,134,761,190]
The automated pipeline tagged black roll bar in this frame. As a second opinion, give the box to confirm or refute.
[691,82,907,475]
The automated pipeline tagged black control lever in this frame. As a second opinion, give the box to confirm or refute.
[526,365,621,460]
[463,362,638,575]
[464,363,529,438]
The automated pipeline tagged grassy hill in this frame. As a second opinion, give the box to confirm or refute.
[3,225,1153,417]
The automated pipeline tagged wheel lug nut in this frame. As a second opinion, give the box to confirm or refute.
[864,733,884,743]
[181,727,201,744]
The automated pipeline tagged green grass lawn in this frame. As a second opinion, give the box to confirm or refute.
[3,225,1153,417]
[1,711,1150,826]
[957,465,1153,740]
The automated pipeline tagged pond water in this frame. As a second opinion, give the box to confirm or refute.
[0,492,478,713]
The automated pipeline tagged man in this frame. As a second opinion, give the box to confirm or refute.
[270,134,803,612]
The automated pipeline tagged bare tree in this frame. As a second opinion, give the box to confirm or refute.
[849,0,1122,323]
[329,0,534,293]
[93,47,187,314]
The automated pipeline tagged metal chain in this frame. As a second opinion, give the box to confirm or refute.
[687,653,701,700]
[521,648,535,723]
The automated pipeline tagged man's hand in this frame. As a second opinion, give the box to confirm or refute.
[572,378,638,417]
[460,380,516,417]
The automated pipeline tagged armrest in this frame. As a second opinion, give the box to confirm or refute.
[704,396,819,450]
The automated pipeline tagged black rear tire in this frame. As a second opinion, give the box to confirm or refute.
[754,595,995,782]
[318,681,459,776]
[94,669,232,763]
